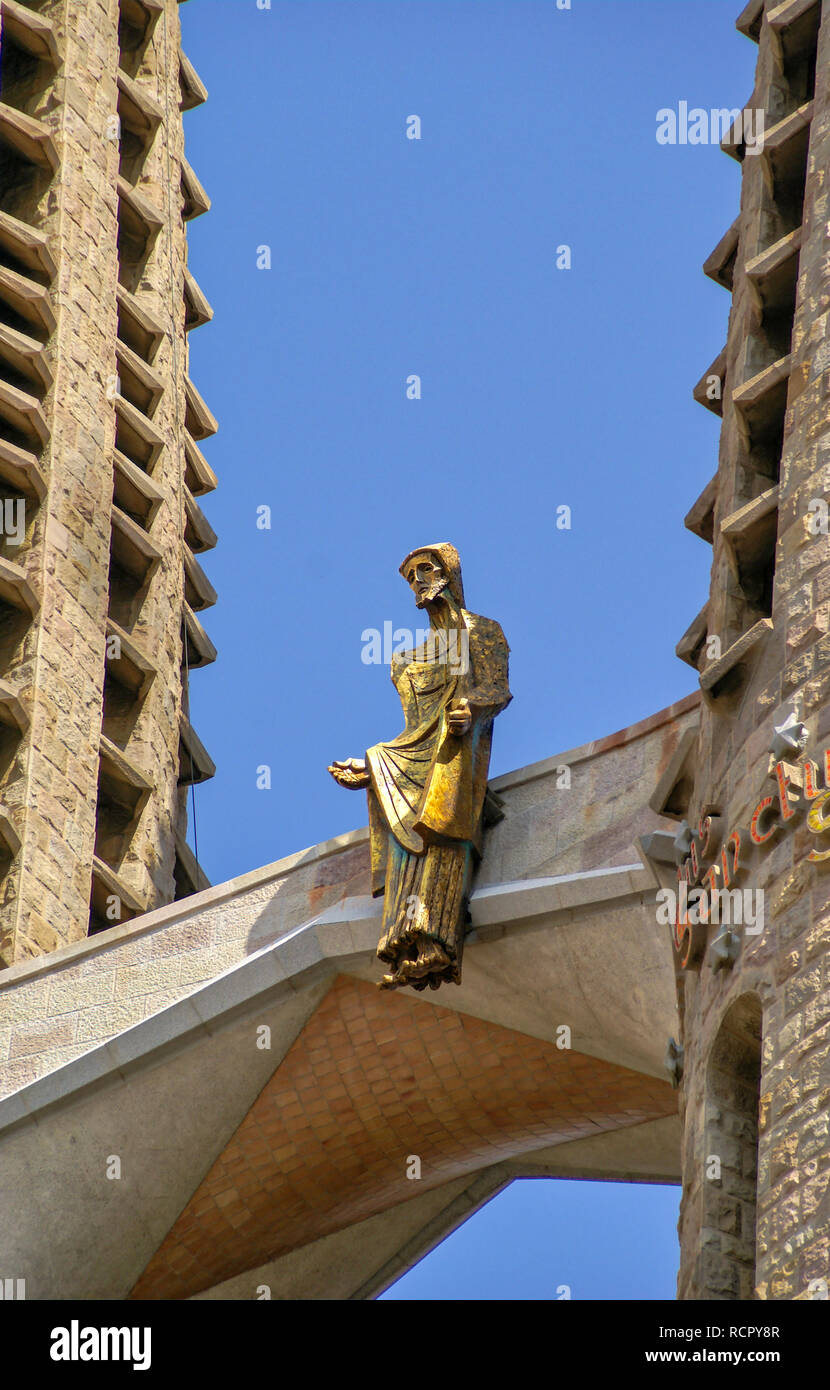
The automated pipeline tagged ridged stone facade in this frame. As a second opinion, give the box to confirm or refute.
[658,0,830,1302]
[0,0,216,967]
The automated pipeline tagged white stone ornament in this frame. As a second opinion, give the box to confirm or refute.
[770,711,808,761]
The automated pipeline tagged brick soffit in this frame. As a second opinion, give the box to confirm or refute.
[129,975,678,1301]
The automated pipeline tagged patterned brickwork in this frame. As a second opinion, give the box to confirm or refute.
[130,975,677,1300]
[675,0,830,1302]
[0,0,121,960]
[0,0,217,965]
[107,3,194,914]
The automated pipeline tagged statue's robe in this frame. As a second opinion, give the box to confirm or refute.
[365,601,511,988]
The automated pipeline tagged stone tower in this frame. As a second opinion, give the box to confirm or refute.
[0,0,216,967]
[652,0,830,1300]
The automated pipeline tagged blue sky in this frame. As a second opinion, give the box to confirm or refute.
[178,0,757,1299]
[381,1177,682,1301]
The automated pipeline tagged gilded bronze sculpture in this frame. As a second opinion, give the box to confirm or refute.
[328,544,511,992]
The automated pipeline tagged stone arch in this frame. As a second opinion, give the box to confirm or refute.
[700,992,763,1299]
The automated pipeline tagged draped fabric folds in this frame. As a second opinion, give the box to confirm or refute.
[365,589,511,991]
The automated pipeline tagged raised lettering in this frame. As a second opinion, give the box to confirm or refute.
[750,796,777,845]
[698,814,720,859]
[803,757,825,800]
[775,761,799,821]
[721,830,741,887]
[807,789,830,862]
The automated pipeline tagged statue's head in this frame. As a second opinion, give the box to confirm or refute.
[399,543,465,609]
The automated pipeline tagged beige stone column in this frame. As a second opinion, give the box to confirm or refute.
[0,0,216,966]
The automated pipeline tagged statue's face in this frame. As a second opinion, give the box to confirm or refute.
[404,554,448,608]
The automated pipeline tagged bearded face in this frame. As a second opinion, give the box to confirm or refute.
[403,554,449,609]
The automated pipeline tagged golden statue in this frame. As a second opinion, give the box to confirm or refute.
[328,544,511,992]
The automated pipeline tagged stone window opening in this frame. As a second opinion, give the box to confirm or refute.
[699,993,762,1299]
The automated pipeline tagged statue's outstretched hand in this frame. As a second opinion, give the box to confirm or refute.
[328,758,371,789]
[446,697,472,736]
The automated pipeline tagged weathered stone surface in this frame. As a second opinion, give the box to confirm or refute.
[675,0,830,1303]
[0,0,216,967]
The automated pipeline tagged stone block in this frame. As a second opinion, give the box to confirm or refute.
[74,998,148,1045]
[113,957,184,1001]
[8,1015,77,1058]
[47,970,115,1016]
